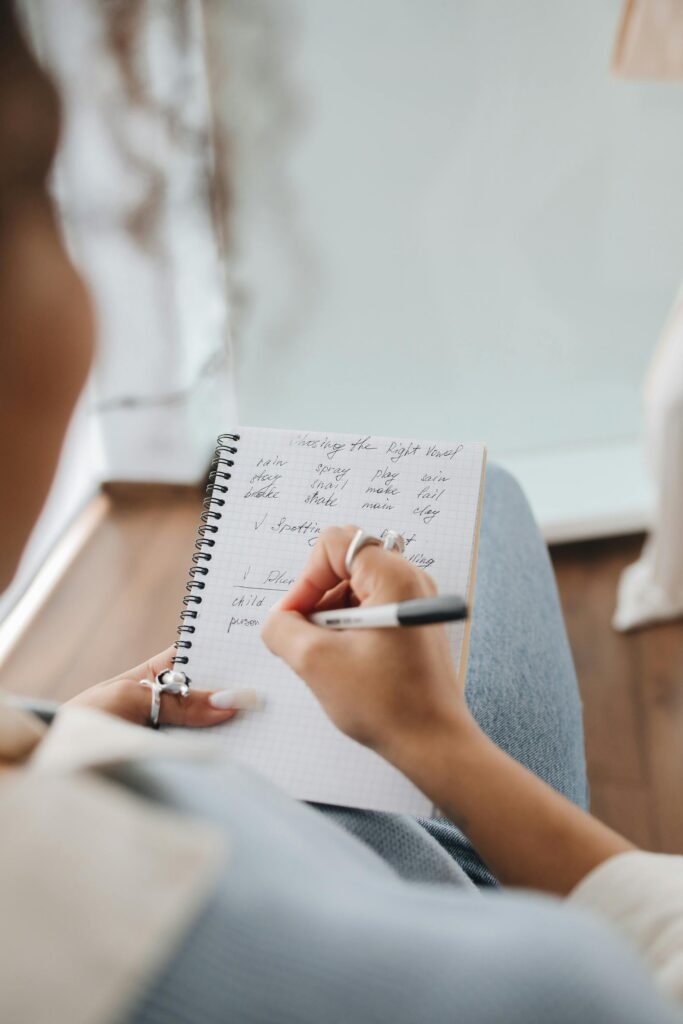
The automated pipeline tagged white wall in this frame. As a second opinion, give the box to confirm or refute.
[226,0,683,538]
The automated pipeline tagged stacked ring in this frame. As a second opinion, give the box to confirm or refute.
[344,527,406,575]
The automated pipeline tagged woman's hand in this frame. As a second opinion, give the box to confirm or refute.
[64,646,242,728]
[265,525,634,896]
[261,525,474,765]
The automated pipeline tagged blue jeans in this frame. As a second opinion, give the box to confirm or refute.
[466,465,586,806]
[326,464,588,886]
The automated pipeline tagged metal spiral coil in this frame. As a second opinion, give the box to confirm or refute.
[172,433,240,670]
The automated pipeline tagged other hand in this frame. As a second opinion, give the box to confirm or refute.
[64,645,240,728]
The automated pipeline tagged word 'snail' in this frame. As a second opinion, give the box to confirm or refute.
[209,688,266,711]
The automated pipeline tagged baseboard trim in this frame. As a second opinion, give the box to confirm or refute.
[102,481,203,503]
[498,439,654,545]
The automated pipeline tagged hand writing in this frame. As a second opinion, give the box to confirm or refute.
[261,525,473,764]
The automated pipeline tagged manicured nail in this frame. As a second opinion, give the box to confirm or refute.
[209,688,265,711]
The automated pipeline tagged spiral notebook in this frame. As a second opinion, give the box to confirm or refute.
[173,427,486,816]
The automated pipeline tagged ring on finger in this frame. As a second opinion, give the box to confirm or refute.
[344,529,382,576]
[382,530,406,555]
[140,670,190,729]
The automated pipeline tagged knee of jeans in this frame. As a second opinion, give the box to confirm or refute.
[485,463,533,516]
[482,463,544,548]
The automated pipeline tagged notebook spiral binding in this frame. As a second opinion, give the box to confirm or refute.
[172,433,240,678]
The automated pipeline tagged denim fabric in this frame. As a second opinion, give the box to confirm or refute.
[466,465,587,805]
[318,465,586,886]
[125,466,670,1024]
[417,463,588,884]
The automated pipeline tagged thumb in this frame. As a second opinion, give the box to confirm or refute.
[261,607,338,673]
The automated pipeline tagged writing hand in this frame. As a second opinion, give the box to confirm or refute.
[263,526,633,895]
[261,525,472,762]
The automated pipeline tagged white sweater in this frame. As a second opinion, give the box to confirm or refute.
[570,851,683,1004]
[3,701,682,1010]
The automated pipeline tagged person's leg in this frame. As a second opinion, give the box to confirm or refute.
[419,463,588,884]
[465,464,587,803]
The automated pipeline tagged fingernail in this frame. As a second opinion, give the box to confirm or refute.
[209,688,266,711]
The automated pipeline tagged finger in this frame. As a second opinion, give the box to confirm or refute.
[281,525,427,614]
[103,645,175,688]
[346,543,432,604]
[262,607,341,669]
[147,646,177,679]
[313,579,353,613]
[103,678,240,728]
[279,525,358,613]
[158,687,240,727]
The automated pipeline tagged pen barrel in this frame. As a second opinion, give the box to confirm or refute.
[310,604,399,629]
[396,595,467,626]
[309,594,468,629]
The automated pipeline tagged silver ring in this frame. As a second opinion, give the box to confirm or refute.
[344,529,382,576]
[140,670,190,729]
[382,530,406,555]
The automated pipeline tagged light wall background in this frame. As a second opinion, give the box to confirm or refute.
[230,0,683,539]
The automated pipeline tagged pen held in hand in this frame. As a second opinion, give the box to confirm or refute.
[309,594,468,630]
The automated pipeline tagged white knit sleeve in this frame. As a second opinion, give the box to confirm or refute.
[569,851,683,1004]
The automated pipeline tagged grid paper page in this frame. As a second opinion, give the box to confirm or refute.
[182,427,486,816]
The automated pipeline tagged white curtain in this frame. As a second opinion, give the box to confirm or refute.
[24,0,236,483]
[614,292,683,630]
[611,0,683,630]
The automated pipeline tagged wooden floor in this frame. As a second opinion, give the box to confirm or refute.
[554,535,683,852]
[1,491,682,852]
[0,489,204,703]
